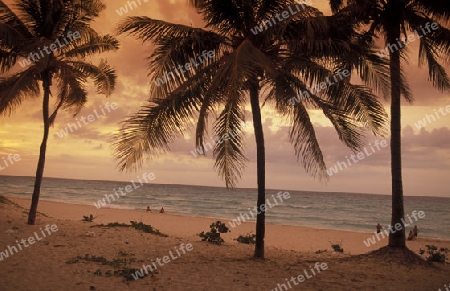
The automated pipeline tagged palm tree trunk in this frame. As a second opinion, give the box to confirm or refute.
[28,71,51,225]
[388,24,406,248]
[249,80,266,259]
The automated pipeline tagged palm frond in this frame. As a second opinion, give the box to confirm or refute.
[413,0,450,24]
[54,61,88,113]
[63,34,119,58]
[0,0,32,40]
[0,47,17,73]
[0,68,40,115]
[418,37,450,92]
[113,80,206,171]
[289,100,327,180]
[326,82,388,136]
[117,16,206,43]
[213,99,247,188]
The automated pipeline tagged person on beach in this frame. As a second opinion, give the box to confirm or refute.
[413,225,418,237]
[407,230,415,241]
[160,207,165,213]
[146,206,152,212]
[376,223,382,234]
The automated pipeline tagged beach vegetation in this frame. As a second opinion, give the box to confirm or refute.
[130,221,167,237]
[236,234,257,245]
[118,250,135,257]
[199,221,230,245]
[329,241,344,252]
[330,0,450,249]
[66,254,147,281]
[89,221,167,237]
[0,196,9,204]
[112,0,388,259]
[82,214,96,222]
[0,196,21,208]
[419,245,449,263]
[0,0,119,225]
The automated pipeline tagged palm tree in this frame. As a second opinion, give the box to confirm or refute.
[113,0,388,258]
[330,0,450,248]
[0,0,119,225]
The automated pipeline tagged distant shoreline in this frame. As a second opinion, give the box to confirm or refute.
[7,196,450,243]
[2,174,449,199]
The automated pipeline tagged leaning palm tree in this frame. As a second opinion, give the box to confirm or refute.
[330,0,450,248]
[114,0,388,258]
[0,0,119,225]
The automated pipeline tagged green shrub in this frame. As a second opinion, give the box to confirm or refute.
[82,214,95,222]
[199,221,230,245]
[89,221,167,237]
[235,234,256,245]
[66,254,146,281]
[420,245,448,263]
[130,221,167,237]
[329,241,344,252]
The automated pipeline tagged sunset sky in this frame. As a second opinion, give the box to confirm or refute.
[0,0,449,197]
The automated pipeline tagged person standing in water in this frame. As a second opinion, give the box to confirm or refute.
[413,225,418,237]
[376,223,382,234]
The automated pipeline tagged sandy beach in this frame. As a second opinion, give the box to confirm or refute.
[1,197,449,291]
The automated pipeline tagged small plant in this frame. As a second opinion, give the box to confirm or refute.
[66,253,151,281]
[130,221,167,237]
[0,196,9,204]
[119,267,148,281]
[105,222,129,227]
[329,241,344,252]
[118,250,134,257]
[199,221,230,245]
[83,214,95,222]
[419,245,448,263]
[235,234,256,245]
[89,221,167,237]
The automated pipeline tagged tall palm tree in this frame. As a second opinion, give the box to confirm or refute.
[113,0,388,258]
[330,0,450,248]
[0,0,119,225]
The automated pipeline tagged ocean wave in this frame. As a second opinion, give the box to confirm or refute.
[101,204,137,210]
[285,204,312,209]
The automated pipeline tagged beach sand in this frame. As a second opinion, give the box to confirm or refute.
[1,197,449,290]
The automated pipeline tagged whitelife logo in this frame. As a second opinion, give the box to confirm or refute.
[153,50,215,87]
[414,105,450,129]
[55,102,118,138]
[270,262,328,291]
[0,224,59,262]
[131,243,193,280]
[18,31,81,68]
[0,154,21,171]
[326,140,388,176]
[376,22,440,59]
[362,210,425,247]
[288,69,350,105]
[250,0,312,35]
[93,173,155,209]
[228,192,290,228]
[116,0,149,16]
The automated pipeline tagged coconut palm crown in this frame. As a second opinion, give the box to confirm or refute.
[329,0,450,248]
[0,0,119,224]
[114,0,389,258]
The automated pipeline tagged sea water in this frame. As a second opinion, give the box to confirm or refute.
[0,175,449,240]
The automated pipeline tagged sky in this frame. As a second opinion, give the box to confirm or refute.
[1,0,449,197]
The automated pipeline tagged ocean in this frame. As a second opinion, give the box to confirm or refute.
[0,175,449,240]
